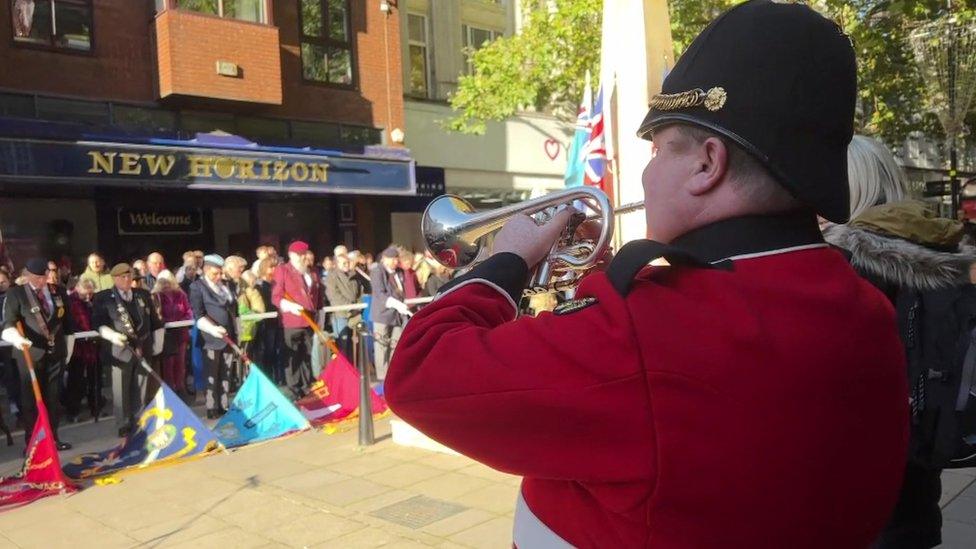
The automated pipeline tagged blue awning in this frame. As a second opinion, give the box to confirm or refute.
[0,117,415,195]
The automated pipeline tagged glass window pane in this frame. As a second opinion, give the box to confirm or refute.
[340,125,371,145]
[222,0,265,23]
[112,105,177,135]
[36,97,109,126]
[328,47,352,85]
[177,0,219,15]
[301,0,323,37]
[180,111,236,135]
[53,1,92,51]
[409,44,427,96]
[461,24,469,48]
[12,0,52,45]
[291,120,341,148]
[301,42,328,81]
[408,14,425,43]
[0,93,35,118]
[237,116,289,142]
[471,27,491,48]
[328,0,347,42]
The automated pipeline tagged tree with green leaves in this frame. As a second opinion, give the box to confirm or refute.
[449,0,976,146]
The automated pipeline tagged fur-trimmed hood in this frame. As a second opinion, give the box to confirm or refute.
[823,201,976,291]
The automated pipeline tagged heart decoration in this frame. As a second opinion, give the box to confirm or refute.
[544,139,561,161]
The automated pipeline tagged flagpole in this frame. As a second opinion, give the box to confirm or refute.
[601,0,674,243]
[15,323,43,405]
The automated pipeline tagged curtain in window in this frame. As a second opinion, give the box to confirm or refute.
[13,0,36,37]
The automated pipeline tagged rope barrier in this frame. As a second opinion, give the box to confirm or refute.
[0,296,435,347]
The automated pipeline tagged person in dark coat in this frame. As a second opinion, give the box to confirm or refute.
[2,257,77,449]
[64,278,100,421]
[189,254,239,419]
[369,246,411,381]
[824,136,975,549]
[92,263,164,437]
[0,269,17,443]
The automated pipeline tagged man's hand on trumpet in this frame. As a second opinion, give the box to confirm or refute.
[491,208,577,269]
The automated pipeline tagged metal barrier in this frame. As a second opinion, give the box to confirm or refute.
[0,297,434,346]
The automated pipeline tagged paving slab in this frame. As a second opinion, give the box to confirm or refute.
[0,418,520,548]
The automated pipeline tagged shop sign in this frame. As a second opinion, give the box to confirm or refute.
[0,139,415,195]
[118,208,204,235]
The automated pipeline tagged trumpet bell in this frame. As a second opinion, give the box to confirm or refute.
[422,195,485,269]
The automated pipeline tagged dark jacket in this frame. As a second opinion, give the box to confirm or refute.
[189,278,238,351]
[824,201,976,548]
[326,269,362,319]
[370,264,406,326]
[3,282,75,362]
[92,287,162,363]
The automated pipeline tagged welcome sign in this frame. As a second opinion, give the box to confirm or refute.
[117,208,204,235]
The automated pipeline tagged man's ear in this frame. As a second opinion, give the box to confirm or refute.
[686,137,729,196]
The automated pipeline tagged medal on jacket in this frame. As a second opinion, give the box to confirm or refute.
[553,297,598,316]
[112,290,139,342]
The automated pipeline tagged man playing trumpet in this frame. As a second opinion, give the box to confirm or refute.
[385,1,909,547]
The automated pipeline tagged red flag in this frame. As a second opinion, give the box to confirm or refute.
[0,394,76,510]
[296,352,387,426]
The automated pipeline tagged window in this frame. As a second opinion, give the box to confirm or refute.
[112,105,178,135]
[35,96,108,126]
[179,111,236,136]
[406,13,430,98]
[462,24,500,74]
[175,0,267,23]
[299,0,354,86]
[11,0,93,52]
[0,93,35,118]
[237,116,290,142]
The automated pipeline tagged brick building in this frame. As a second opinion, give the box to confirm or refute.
[0,0,426,272]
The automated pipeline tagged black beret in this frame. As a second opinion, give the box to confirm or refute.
[25,258,48,277]
[638,0,856,223]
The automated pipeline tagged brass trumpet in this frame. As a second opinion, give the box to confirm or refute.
[422,187,644,294]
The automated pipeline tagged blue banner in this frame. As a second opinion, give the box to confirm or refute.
[213,366,310,448]
[0,138,415,195]
[62,384,222,479]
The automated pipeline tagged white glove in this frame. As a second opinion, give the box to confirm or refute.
[98,326,128,348]
[1,327,31,350]
[279,299,304,315]
[152,328,166,356]
[385,297,413,317]
[197,317,227,339]
[66,334,75,363]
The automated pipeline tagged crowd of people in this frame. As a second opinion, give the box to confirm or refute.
[0,240,454,445]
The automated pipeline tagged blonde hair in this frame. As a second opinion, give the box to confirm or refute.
[847,135,907,219]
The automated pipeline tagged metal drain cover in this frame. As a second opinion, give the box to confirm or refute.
[370,495,467,529]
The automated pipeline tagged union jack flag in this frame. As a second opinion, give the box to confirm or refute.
[584,86,607,189]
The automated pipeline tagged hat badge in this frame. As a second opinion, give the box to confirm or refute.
[650,86,727,112]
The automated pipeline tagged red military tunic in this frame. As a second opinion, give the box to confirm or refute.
[386,215,909,548]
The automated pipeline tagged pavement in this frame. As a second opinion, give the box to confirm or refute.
[0,409,972,548]
[0,416,520,548]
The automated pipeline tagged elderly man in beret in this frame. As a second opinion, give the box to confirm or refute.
[1,257,76,450]
[92,263,164,437]
[272,241,321,398]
